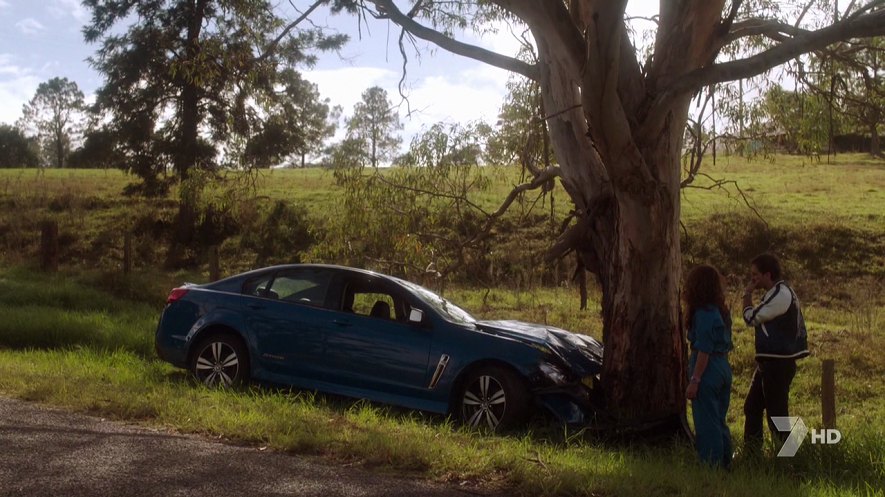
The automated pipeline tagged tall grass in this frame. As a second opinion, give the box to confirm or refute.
[0,266,881,496]
[0,267,158,355]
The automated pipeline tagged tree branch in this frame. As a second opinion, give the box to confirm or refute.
[367,0,538,80]
[643,9,885,136]
[255,0,325,63]
[724,18,805,44]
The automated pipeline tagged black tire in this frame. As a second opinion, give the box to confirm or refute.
[457,365,530,431]
[189,333,250,388]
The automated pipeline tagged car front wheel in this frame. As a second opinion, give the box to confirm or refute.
[458,365,529,431]
[190,334,250,388]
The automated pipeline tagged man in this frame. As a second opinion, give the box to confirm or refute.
[742,253,810,450]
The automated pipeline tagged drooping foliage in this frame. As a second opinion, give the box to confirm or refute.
[318,121,492,280]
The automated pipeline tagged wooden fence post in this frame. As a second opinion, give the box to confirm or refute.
[208,245,220,282]
[123,232,132,275]
[40,220,58,272]
[822,359,836,429]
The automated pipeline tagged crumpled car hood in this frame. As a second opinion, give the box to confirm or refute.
[474,320,603,376]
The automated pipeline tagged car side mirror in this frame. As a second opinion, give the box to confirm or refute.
[408,308,424,324]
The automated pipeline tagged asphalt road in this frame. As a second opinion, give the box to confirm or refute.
[0,397,484,497]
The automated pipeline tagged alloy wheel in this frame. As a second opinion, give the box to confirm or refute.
[461,375,507,429]
[194,341,240,387]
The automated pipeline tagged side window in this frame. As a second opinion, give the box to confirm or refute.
[352,293,396,320]
[340,277,406,322]
[269,269,333,308]
[243,274,275,298]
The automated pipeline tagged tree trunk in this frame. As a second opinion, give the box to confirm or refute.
[596,141,685,424]
[527,0,721,427]
[166,0,207,269]
[871,121,881,157]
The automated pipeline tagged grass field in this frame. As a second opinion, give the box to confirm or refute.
[0,154,883,496]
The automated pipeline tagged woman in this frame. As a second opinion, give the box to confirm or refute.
[684,265,734,468]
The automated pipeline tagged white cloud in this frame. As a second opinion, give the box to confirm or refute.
[304,66,397,112]
[0,54,38,124]
[0,76,40,125]
[305,62,510,149]
[16,18,45,35]
[48,0,89,23]
[402,66,509,137]
[0,0,11,9]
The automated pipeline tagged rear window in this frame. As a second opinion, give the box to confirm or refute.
[243,268,334,308]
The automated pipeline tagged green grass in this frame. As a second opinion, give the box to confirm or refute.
[2,155,884,286]
[0,267,882,496]
[0,346,881,496]
[1,154,884,495]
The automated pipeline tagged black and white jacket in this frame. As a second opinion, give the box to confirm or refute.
[743,281,810,360]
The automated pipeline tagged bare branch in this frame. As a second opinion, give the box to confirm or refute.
[485,166,561,222]
[255,0,325,63]
[367,0,538,80]
[371,170,493,217]
[683,173,769,229]
[626,15,659,24]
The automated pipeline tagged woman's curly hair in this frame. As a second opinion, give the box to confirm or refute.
[682,264,729,331]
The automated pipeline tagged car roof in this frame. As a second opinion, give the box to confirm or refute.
[205,263,395,289]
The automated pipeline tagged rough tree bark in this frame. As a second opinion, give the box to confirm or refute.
[364,0,885,426]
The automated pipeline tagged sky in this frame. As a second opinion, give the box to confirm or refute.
[0,1,657,146]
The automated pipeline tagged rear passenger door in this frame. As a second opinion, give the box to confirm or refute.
[242,268,337,380]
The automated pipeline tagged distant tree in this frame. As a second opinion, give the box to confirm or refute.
[487,74,551,169]
[802,37,884,156]
[67,129,125,169]
[293,99,340,168]
[240,73,336,169]
[753,86,836,155]
[0,124,40,168]
[83,0,347,265]
[398,121,491,168]
[17,77,85,168]
[346,86,402,167]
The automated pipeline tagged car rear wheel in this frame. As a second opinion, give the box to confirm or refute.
[190,334,250,388]
[458,365,529,431]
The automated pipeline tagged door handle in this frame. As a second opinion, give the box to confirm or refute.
[246,303,265,310]
[332,319,352,327]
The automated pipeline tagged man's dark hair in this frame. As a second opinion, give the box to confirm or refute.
[751,253,782,280]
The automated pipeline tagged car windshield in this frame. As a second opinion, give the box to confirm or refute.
[397,279,476,325]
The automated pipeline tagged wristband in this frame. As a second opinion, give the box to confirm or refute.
[690,377,700,384]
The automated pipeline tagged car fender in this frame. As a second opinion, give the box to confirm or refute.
[426,328,547,410]
[183,308,252,364]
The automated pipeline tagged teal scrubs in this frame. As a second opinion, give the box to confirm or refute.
[688,305,733,468]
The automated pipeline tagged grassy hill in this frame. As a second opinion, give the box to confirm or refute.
[0,154,883,496]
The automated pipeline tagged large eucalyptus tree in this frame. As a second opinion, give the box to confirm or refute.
[332,0,885,426]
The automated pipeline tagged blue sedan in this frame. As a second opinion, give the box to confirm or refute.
[155,264,604,430]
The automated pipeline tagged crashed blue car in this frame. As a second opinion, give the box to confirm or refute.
[156,264,604,430]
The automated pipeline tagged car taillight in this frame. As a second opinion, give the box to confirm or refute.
[166,287,189,304]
